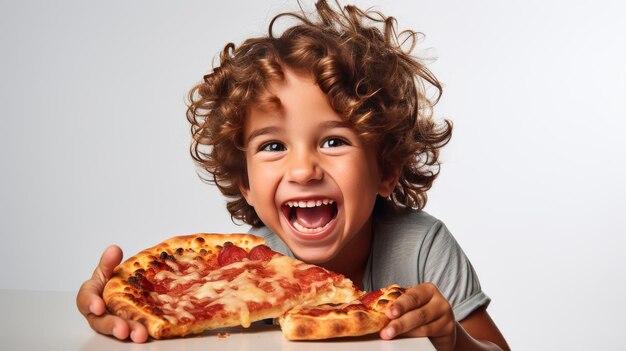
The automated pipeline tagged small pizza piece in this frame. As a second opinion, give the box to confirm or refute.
[279,301,387,340]
[103,233,359,339]
[279,284,406,340]
[359,284,406,312]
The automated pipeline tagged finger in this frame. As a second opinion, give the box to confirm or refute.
[76,279,107,316]
[76,246,123,316]
[381,305,441,339]
[401,315,455,339]
[86,313,131,340]
[386,283,436,319]
[83,305,149,343]
[128,320,149,343]
[380,318,448,340]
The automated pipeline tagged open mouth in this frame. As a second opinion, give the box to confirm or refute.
[281,199,338,233]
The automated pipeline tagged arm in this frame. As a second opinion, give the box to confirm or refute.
[456,306,510,351]
[75,245,148,343]
[380,283,510,351]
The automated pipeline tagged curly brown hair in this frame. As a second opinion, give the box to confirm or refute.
[186,0,452,227]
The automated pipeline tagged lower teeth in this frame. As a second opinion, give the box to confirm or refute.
[293,220,329,233]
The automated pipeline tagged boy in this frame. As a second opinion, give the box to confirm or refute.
[77,1,509,350]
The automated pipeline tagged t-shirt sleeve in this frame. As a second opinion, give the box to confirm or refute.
[420,221,491,321]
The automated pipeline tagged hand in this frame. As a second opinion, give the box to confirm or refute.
[380,282,457,351]
[76,245,148,343]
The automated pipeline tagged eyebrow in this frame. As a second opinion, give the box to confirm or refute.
[246,126,282,145]
[245,120,350,144]
[319,120,350,129]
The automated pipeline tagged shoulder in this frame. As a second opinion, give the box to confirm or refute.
[368,202,455,287]
[373,201,449,241]
[376,204,464,260]
[247,225,273,240]
[246,226,292,257]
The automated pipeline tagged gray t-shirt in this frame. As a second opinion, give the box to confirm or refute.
[248,204,490,322]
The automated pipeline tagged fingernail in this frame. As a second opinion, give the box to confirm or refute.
[89,303,96,314]
[383,327,395,339]
[112,327,120,339]
[130,330,136,341]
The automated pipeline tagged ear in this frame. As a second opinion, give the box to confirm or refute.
[239,182,254,207]
[377,165,400,197]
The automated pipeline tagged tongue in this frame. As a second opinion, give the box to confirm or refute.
[294,205,334,229]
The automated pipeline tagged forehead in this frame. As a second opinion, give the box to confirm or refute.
[243,68,341,133]
[245,66,316,110]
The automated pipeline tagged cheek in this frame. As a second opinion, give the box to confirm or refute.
[334,154,380,196]
[245,162,281,210]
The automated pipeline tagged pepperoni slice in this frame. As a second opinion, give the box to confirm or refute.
[294,266,332,286]
[248,245,278,261]
[217,242,248,267]
[299,308,335,317]
[359,289,383,307]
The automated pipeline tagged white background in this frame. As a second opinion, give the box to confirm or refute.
[1,0,625,349]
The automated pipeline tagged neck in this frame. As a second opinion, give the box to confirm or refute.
[321,217,373,291]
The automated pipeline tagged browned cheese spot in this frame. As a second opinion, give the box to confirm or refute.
[296,324,311,337]
[150,306,164,316]
[355,311,368,322]
[332,322,347,334]
[388,291,402,298]
[377,299,390,308]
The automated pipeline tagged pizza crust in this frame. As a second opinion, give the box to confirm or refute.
[279,302,389,340]
[278,284,407,340]
[103,283,170,337]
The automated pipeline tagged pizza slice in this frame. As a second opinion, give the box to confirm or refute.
[103,233,359,339]
[278,284,406,340]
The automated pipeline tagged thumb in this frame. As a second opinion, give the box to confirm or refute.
[77,245,123,316]
[92,245,123,284]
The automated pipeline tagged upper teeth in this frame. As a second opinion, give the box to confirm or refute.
[286,199,334,208]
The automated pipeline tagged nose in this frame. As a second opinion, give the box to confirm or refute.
[286,149,323,184]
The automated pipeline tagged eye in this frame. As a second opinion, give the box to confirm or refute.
[321,138,348,148]
[259,141,285,152]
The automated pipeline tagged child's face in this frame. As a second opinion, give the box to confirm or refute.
[240,68,396,264]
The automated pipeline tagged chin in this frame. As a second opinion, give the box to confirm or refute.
[291,246,337,265]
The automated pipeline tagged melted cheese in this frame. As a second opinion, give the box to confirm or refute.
[177,254,207,273]
[153,292,175,304]
[187,256,301,327]
[154,270,201,287]
[191,279,229,299]
[151,255,342,327]
[176,253,200,265]
[163,259,179,271]
[174,300,195,321]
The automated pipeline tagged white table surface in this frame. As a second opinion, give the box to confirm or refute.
[0,289,436,351]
